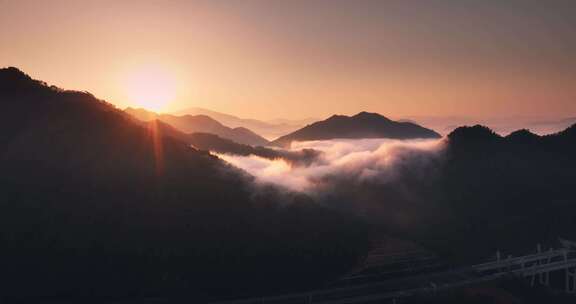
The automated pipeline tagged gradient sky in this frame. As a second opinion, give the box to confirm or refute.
[1,0,575,120]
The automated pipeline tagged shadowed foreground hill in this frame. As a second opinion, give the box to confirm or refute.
[126,107,269,146]
[271,112,441,147]
[418,124,576,261]
[0,67,368,301]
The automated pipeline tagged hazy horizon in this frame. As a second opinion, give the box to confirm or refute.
[1,0,575,121]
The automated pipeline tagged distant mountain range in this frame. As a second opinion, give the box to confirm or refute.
[271,111,441,147]
[401,115,576,136]
[528,116,576,134]
[125,107,269,146]
[126,108,320,164]
[172,107,315,140]
[131,118,321,165]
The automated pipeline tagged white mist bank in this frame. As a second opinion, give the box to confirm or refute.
[217,138,446,193]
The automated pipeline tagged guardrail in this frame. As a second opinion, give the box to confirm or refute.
[211,245,576,304]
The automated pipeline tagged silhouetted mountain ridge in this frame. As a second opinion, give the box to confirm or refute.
[447,123,576,148]
[272,111,441,147]
[505,129,540,144]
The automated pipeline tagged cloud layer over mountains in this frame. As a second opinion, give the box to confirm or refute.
[218,138,446,194]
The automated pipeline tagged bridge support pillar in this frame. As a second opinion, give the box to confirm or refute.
[539,271,550,286]
[566,268,576,293]
[538,251,552,286]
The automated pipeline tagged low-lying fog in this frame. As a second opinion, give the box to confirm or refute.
[218,138,445,194]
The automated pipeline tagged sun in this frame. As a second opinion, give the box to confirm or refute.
[124,65,177,112]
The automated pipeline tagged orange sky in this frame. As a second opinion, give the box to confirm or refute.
[1,0,575,120]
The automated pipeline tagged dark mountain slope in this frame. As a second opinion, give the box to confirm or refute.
[420,123,576,261]
[126,107,269,146]
[0,67,368,301]
[272,111,441,147]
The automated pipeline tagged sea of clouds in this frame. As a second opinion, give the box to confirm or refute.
[217,138,446,194]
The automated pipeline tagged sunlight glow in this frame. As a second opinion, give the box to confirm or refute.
[124,65,177,111]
